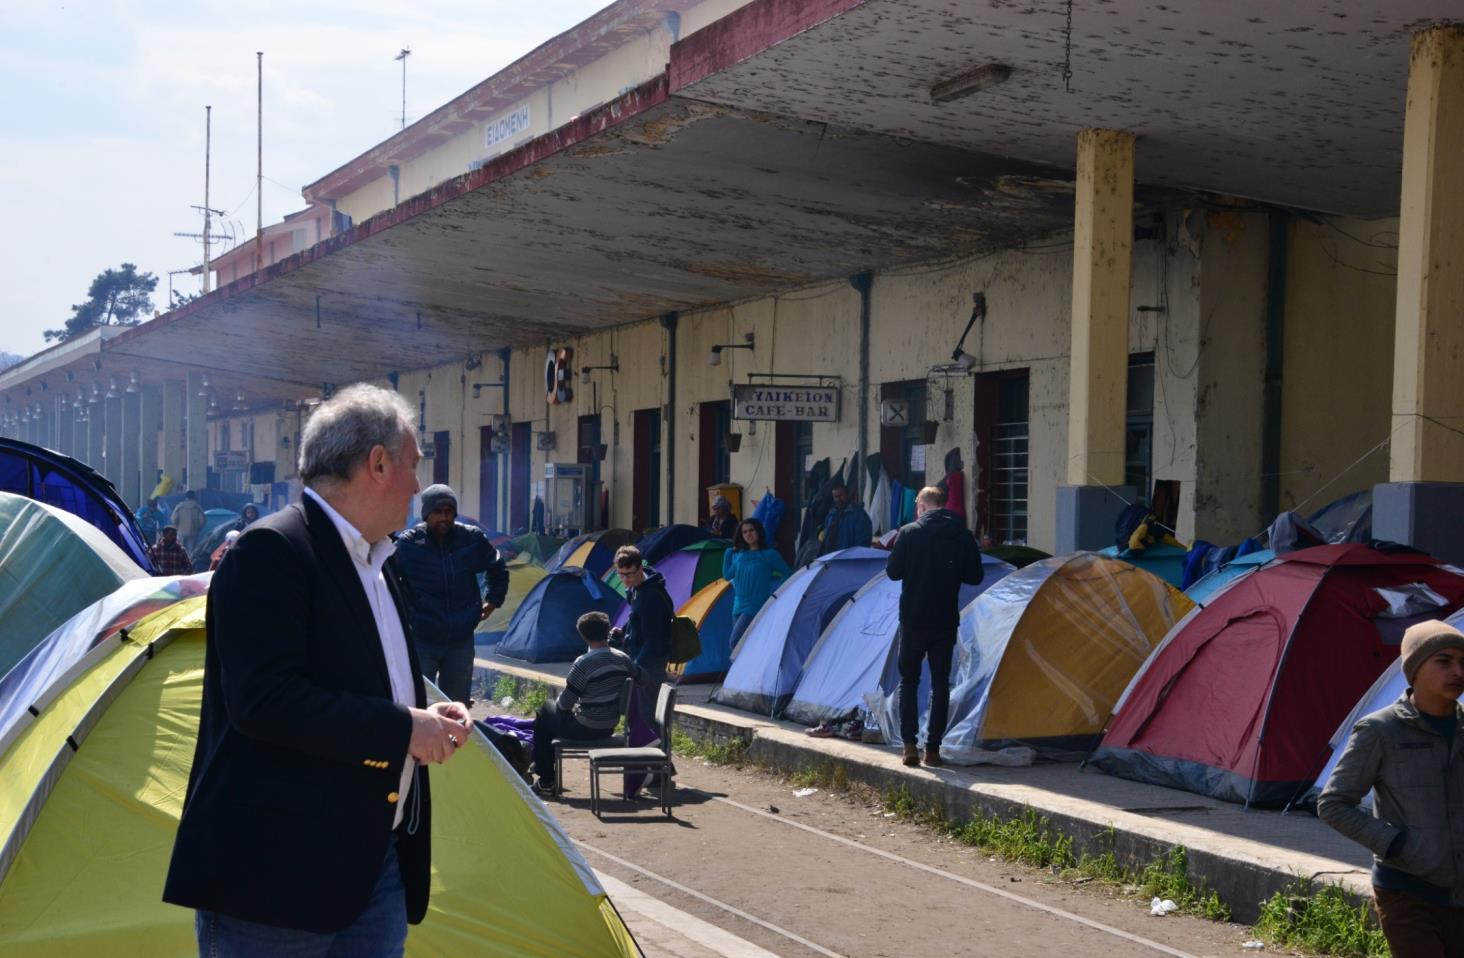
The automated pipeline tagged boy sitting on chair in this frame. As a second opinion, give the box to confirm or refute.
[532,611,640,796]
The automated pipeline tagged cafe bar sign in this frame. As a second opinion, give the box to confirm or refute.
[732,384,840,423]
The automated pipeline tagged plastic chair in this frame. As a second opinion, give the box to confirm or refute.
[588,683,677,817]
[552,676,634,795]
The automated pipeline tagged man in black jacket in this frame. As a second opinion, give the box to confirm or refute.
[164,384,470,956]
[394,483,509,704]
[610,544,673,722]
[886,485,984,768]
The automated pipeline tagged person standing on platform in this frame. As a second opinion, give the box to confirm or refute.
[722,517,792,650]
[171,490,205,552]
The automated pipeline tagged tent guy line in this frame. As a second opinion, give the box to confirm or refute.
[706,793,1207,958]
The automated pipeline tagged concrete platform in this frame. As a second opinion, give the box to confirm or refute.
[475,649,1372,925]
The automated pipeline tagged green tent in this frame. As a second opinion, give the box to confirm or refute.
[509,533,565,566]
[0,492,144,680]
[0,596,637,956]
[475,557,549,639]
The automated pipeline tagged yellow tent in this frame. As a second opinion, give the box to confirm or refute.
[939,552,1194,761]
[0,596,637,956]
[476,557,549,637]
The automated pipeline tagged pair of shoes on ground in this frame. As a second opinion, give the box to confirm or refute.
[805,722,837,738]
[901,744,945,768]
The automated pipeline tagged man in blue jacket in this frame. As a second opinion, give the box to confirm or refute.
[394,484,508,704]
[610,544,673,720]
[819,480,873,556]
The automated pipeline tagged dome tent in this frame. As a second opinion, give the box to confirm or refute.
[0,597,637,956]
[674,579,736,682]
[545,528,636,577]
[474,557,550,645]
[495,567,624,663]
[606,538,729,628]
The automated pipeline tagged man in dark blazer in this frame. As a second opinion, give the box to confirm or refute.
[164,384,470,956]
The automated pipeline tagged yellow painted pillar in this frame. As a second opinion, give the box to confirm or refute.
[1390,25,1464,483]
[1067,128,1135,487]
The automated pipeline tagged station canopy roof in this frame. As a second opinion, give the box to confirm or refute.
[4,0,1448,400]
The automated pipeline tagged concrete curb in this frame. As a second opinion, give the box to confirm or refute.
[474,654,1373,925]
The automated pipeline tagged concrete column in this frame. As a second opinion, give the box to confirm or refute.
[121,389,142,508]
[1056,128,1136,552]
[185,371,208,491]
[1377,25,1464,563]
[56,397,74,458]
[86,397,104,473]
[140,386,161,501]
[162,381,186,488]
[104,395,123,489]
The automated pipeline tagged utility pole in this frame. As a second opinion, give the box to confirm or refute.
[255,51,263,275]
[395,47,411,130]
[202,105,212,293]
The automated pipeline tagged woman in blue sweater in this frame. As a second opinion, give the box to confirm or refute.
[722,518,794,650]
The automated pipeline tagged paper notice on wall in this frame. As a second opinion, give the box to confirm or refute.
[910,444,927,472]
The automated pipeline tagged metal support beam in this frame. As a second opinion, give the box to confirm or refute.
[104,395,124,489]
[162,381,185,488]
[186,371,208,491]
[140,386,161,503]
[660,312,678,525]
[121,388,142,508]
[86,398,104,473]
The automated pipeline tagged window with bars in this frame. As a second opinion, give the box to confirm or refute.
[974,369,1029,545]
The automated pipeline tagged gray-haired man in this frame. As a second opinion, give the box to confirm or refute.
[165,383,468,957]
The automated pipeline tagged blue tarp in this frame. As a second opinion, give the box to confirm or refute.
[711,547,888,716]
[783,554,1015,728]
[1183,549,1275,605]
[0,438,155,573]
[1098,542,1188,588]
[494,567,625,663]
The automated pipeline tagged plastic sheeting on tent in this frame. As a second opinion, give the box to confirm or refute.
[784,555,1015,728]
[1183,549,1275,605]
[545,529,636,576]
[711,547,888,716]
[0,493,146,682]
[0,574,210,754]
[474,558,549,644]
[0,438,154,572]
[1090,545,1464,807]
[673,579,736,682]
[636,524,712,564]
[495,567,625,663]
[933,553,1194,762]
[1308,489,1373,545]
[1098,542,1188,588]
[606,539,729,628]
[983,545,1050,569]
[510,533,565,566]
[0,597,638,956]
[1299,602,1464,811]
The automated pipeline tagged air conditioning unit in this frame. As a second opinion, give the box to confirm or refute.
[535,431,556,451]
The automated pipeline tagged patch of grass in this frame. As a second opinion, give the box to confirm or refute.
[490,675,516,704]
[487,676,550,717]
[671,730,748,766]
[1134,846,1231,922]
[1255,884,1388,958]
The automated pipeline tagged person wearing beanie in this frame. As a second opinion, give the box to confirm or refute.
[1319,619,1464,954]
[393,483,509,704]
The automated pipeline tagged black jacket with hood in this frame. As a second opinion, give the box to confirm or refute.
[886,508,984,631]
[625,568,674,674]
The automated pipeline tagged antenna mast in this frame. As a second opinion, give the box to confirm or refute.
[395,47,412,130]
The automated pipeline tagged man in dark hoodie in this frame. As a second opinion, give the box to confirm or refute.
[609,544,673,721]
[394,484,509,704]
[886,485,984,768]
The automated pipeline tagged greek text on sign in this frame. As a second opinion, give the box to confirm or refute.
[733,384,840,422]
[485,103,531,149]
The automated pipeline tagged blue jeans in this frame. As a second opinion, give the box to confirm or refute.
[415,638,475,703]
[195,838,406,957]
[728,612,757,652]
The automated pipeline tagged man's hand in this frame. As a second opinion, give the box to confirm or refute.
[408,706,469,764]
[480,601,497,621]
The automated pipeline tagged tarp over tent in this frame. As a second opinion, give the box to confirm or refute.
[1300,604,1464,810]
[545,529,636,577]
[673,579,736,682]
[0,493,146,682]
[936,553,1193,761]
[1308,489,1373,545]
[495,568,624,663]
[0,438,154,572]
[607,539,729,628]
[711,547,888,716]
[784,554,1015,728]
[1098,542,1188,588]
[474,558,549,645]
[1183,550,1275,605]
[0,597,638,956]
[1090,544,1464,806]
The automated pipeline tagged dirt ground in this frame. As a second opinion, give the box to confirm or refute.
[535,751,1290,958]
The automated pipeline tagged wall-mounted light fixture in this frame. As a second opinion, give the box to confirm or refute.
[104,378,119,400]
[930,63,1012,104]
[125,371,140,394]
[579,354,619,385]
[234,392,248,411]
[708,332,754,367]
[197,374,210,397]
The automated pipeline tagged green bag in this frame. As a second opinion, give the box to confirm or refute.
[668,614,702,665]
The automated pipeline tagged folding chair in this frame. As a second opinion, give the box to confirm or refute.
[552,676,634,795]
[588,683,677,818]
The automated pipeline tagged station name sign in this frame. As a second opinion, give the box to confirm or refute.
[732,384,840,423]
[485,103,531,150]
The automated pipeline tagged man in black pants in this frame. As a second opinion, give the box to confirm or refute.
[886,485,984,767]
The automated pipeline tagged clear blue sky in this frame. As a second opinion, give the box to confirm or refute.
[0,0,607,356]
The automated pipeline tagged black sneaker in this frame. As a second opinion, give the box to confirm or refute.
[532,778,557,797]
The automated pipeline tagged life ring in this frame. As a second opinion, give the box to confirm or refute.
[554,347,574,404]
[544,351,557,404]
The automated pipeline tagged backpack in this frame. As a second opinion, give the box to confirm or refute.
[668,615,702,665]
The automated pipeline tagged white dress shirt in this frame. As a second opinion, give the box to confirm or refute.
[304,488,416,828]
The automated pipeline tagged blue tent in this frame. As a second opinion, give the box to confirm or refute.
[637,524,711,564]
[494,567,625,663]
[1183,549,1274,605]
[711,547,888,716]
[0,438,154,573]
[1308,489,1373,544]
[1097,542,1187,587]
[675,579,736,683]
[783,554,1015,728]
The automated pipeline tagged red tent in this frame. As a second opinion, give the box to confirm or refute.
[1089,544,1464,806]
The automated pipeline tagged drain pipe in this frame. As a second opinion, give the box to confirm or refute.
[850,271,873,493]
[660,312,679,524]
[1261,213,1288,522]
[498,347,511,526]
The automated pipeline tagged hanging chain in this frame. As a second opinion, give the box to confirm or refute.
[1062,0,1074,93]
